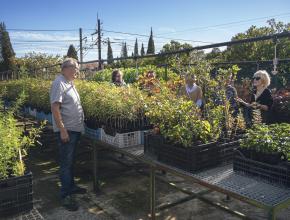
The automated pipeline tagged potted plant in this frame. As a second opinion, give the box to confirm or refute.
[234,123,290,187]
[0,95,43,217]
[144,82,238,172]
[143,61,244,171]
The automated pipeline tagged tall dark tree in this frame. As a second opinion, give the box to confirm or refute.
[0,24,3,64]
[147,27,155,54]
[140,43,145,56]
[0,22,15,71]
[134,38,139,57]
[107,38,113,64]
[66,44,78,60]
[121,42,128,58]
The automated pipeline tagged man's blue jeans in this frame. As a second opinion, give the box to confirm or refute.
[57,130,81,199]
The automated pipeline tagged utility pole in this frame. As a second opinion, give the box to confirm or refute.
[79,28,83,69]
[91,16,103,70]
[97,18,102,70]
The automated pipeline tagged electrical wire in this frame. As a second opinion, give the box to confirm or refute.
[7,28,78,32]
[156,12,290,36]
[12,40,79,43]
[102,29,214,44]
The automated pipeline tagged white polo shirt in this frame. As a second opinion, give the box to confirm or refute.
[50,74,84,133]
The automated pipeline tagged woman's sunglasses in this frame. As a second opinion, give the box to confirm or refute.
[252,76,261,81]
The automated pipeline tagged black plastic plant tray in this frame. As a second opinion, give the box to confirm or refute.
[144,133,239,173]
[233,150,290,187]
[0,172,33,217]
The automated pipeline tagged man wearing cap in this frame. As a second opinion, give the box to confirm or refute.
[50,58,86,211]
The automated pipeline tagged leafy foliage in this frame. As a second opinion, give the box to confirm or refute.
[15,52,62,79]
[0,79,147,127]
[0,93,44,179]
[240,123,290,159]
[145,86,224,147]
[77,81,146,124]
[0,79,51,112]
[92,66,177,84]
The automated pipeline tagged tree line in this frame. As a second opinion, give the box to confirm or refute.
[0,19,289,87]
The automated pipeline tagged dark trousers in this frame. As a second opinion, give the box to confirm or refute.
[57,131,81,198]
[242,106,253,128]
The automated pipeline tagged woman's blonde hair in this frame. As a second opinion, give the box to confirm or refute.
[254,70,271,87]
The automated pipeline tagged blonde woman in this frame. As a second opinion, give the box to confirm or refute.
[237,70,273,124]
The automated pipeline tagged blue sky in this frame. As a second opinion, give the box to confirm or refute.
[1,0,290,61]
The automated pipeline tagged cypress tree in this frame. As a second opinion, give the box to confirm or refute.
[140,43,145,56]
[66,44,78,60]
[0,22,15,71]
[107,38,113,64]
[0,24,3,64]
[121,42,128,58]
[134,38,139,57]
[147,27,155,54]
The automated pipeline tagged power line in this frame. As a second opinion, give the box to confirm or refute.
[156,12,290,36]
[106,37,178,46]
[102,29,214,44]
[181,58,290,66]
[7,28,78,32]
[12,40,79,43]
[80,31,290,63]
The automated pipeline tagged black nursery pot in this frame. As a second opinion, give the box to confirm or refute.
[85,118,101,129]
[103,117,153,134]
[0,172,33,217]
[233,149,290,187]
[144,133,238,173]
[239,148,286,165]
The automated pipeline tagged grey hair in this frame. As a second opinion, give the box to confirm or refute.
[254,70,271,87]
[61,58,78,70]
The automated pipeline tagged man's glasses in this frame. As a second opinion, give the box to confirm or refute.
[67,65,79,71]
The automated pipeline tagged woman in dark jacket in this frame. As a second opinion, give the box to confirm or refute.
[237,70,273,125]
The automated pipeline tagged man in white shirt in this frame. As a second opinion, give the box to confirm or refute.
[50,58,86,211]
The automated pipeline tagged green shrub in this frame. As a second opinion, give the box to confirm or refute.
[145,87,224,146]
[0,93,44,179]
[92,66,177,84]
[0,79,147,126]
[240,123,290,159]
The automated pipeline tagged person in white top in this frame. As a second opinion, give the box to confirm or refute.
[180,74,203,108]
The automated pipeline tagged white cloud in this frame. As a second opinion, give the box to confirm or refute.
[10,31,78,41]
[10,31,164,61]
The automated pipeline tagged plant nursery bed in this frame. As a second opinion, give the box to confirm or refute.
[233,149,290,187]
[144,132,239,172]
[0,172,33,217]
